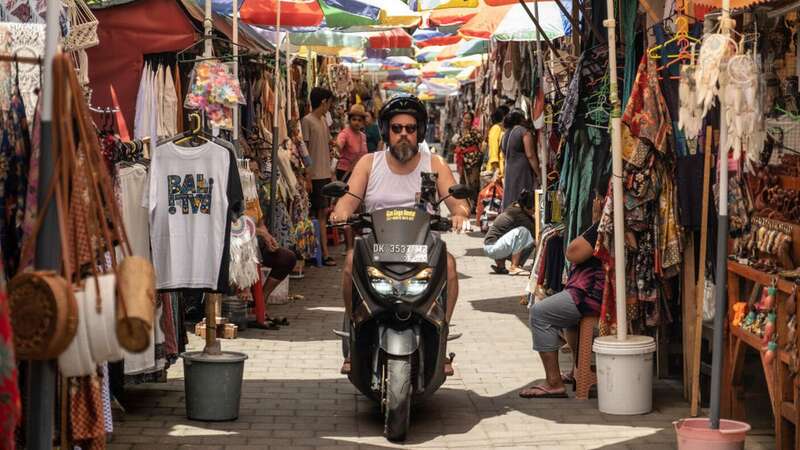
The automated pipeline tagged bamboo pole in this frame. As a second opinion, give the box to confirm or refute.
[604,0,627,340]
[268,0,283,236]
[691,125,714,416]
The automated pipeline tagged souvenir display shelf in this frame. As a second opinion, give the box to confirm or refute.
[722,171,800,450]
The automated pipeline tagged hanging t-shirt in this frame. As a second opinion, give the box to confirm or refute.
[147,141,241,290]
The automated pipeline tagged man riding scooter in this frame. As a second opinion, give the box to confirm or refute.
[331,95,471,375]
[328,95,471,441]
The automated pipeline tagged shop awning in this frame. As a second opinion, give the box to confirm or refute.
[87,0,197,130]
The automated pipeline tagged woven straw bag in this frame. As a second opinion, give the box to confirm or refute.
[62,0,98,51]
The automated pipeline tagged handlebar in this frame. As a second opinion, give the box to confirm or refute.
[330,212,455,232]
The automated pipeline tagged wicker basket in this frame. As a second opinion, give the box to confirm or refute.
[63,0,99,51]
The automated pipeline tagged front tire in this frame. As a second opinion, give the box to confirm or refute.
[384,356,412,441]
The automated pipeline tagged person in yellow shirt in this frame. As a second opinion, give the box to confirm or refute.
[487,105,510,178]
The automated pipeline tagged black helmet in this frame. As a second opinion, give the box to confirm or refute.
[378,94,428,144]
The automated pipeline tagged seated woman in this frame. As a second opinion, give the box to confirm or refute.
[251,222,298,329]
[520,194,604,398]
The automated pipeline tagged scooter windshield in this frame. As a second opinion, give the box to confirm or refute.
[369,208,431,264]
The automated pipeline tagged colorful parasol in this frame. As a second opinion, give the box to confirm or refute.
[435,39,489,60]
[317,0,420,28]
[409,0,478,11]
[413,27,462,47]
[428,6,478,26]
[459,1,569,41]
[288,28,413,49]
[239,0,324,26]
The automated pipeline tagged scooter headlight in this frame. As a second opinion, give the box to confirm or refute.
[367,267,433,297]
[367,266,394,296]
[404,267,432,296]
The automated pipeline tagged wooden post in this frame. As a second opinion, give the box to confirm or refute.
[204,293,222,355]
[690,125,714,416]
[683,235,697,400]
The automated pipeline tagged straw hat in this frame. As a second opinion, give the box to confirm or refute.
[348,104,367,118]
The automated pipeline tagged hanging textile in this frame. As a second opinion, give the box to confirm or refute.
[0,251,20,450]
[0,84,32,279]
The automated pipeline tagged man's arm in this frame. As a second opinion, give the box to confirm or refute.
[330,154,373,222]
[523,131,541,181]
[432,154,470,231]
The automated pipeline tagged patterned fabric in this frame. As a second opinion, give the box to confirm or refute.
[0,250,20,450]
[70,375,106,450]
[0,88,31,279]
[292,218,316,261]
[622,55,672,155]
[20,97,39,250]
[5,23,45,120]
[558,55,584,136]
[455,128,483,170]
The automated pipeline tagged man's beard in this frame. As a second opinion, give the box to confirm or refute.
[389,138,417,163]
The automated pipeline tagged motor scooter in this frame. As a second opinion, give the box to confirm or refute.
[323,174,469,441]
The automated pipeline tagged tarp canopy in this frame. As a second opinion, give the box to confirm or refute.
[87,0,197,128]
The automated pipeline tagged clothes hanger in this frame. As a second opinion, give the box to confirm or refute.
[177,36,251,64]
[649,15,701,73]
[158,113,211,147]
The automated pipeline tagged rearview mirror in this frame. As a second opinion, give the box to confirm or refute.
[448,184,471,200]
[322,181,349,199]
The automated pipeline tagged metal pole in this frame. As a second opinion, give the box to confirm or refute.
[533,0,547,230]
[26,0,62,447]
[604,0,627,340]
[232,0,240,157]
[268,0,282,235]
[709,6,733,430]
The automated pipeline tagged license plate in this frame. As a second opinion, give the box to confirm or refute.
[372,244,428,263]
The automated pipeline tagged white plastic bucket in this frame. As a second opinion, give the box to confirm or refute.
[593,335,656,415]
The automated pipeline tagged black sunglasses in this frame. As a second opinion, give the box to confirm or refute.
[390,123,418,134]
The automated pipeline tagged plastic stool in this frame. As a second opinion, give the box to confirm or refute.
[575,315,599,400]
[311,219,323,267]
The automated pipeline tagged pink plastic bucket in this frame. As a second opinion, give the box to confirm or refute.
[674,418,751,450]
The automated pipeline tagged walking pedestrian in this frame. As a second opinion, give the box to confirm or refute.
[335,104,368,181]
[501,108,540,211]
[487,105,509,178]
[364,110,383,153]
[454,111,483,213]
[301,87,337,266]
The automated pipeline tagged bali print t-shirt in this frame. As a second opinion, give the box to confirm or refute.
[147,142,235,289]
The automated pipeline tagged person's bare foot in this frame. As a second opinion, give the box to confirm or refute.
[340,358,351,375]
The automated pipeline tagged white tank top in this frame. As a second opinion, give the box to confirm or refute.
[364,150,432,213]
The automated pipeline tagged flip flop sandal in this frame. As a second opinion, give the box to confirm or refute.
[491,265,509,275]
[249,320,280,330]
[561,371,575,384]
[323,256,337,266]
[289,271,305,279]
[509,268,531,276]
[267,317,290,326]
[519,385,569,399]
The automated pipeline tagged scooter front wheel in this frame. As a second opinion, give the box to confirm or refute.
[384,355,412,441]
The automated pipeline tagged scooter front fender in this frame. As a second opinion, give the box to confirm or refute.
[379,325,420,357]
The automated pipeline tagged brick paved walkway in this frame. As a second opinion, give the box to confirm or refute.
[109,231,775,449]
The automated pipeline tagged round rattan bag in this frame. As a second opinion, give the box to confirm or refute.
[8,271,79,360]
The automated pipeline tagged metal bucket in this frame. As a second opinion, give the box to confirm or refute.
[181,351,248,421]
[222,296,248,331]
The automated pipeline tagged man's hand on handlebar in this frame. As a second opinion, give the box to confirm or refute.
[451,214,471,233]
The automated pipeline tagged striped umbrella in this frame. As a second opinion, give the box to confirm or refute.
[459,1,569,41]
[435,39,489,60]
[318,0,420,27]
[412,27,461,47]
[409,0,477,10]
[288,28,413,49]
[238,0,324,26]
